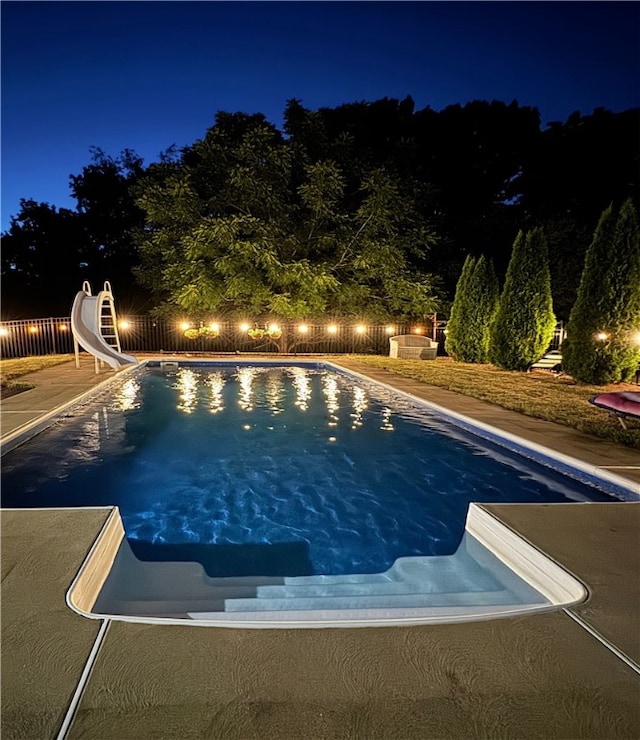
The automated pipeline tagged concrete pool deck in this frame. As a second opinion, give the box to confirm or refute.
[1,355,639,739]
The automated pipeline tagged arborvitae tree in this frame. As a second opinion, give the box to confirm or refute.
[489,228,556,370]
[445,254,499,362]
[563,199,640,384]
[444,255,475,360]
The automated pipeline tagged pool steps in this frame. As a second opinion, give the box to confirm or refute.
[70,505,587,626]
[91,529,547,617]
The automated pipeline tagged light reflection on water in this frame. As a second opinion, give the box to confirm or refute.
[237,367,256,411]
[0,364,619,576]
[113,378,141,412]
[206,372,225,414]
[266,372,284,415]
[290,366,312,411]
[176,368,198,414]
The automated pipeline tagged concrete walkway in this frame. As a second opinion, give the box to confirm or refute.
[2,355,639,739]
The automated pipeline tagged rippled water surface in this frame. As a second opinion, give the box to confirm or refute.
[1,364,615,575]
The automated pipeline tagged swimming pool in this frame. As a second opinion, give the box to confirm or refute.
[2,360,637,627]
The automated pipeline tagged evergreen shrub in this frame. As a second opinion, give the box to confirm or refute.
[563,199,640,384]
[445,255,499,362]
[489,228,556,371]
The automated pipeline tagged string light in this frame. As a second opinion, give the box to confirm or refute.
[327,325,338,334]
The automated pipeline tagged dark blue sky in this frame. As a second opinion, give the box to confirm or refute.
[2,1,639,231]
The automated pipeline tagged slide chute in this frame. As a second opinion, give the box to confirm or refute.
[71,281,137,373]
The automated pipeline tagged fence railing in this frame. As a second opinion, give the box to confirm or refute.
[0,316,565,360]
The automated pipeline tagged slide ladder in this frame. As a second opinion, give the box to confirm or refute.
[71,281,138,373]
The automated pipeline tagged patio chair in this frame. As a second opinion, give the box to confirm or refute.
[389,335,438,360]
[588,391,640,429]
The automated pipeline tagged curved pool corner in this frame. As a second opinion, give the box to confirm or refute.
[67,502,588,629]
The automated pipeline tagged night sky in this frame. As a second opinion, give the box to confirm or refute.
[2,1,638,231]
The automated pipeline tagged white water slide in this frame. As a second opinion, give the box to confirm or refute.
[71,281,138,373]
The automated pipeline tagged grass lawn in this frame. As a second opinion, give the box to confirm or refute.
[349,355,640,449]
[0,354,74,398]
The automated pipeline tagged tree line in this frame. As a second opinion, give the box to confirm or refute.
[2,97,638,324]
[445,200,640,384]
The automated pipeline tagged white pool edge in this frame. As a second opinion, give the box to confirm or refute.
[64,502,589,629]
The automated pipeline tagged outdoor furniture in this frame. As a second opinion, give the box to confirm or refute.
[389,335,438,360]
[588,391,640,429]
[529,350,563,375]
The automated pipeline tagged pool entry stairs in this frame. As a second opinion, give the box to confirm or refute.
[92,534,550,619]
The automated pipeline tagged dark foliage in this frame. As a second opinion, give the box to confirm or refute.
[489,228,556,370]
[563,200,640,384]
[2,98,638,321]
[445,255,499,363]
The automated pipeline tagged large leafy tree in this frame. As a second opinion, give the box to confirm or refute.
[445,255,499,362]
[134,112,439,321]
[563,200,640,384]
[489,228,556,370]
[69,148,148,307]
[0,200,90,317]
[1,149,150,318]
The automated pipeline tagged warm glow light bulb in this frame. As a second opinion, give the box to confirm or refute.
[28,326,38,334]
[0,327,9,337]
[209,323,220,332]
[298,324,308,334]
[179,322,191,331]
[119,320,131,330]
[355,325,366,334]
[413,327,423,334]
[327,325,338,334]
[268,323,280,333]
[240,322,250,332]
[595,332,608,341]
[58,324,68,332]
[385,326,394,334]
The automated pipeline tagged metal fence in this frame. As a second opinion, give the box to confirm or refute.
[0,315,565,360]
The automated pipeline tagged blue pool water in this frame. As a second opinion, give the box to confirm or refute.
[1,363,620,577]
